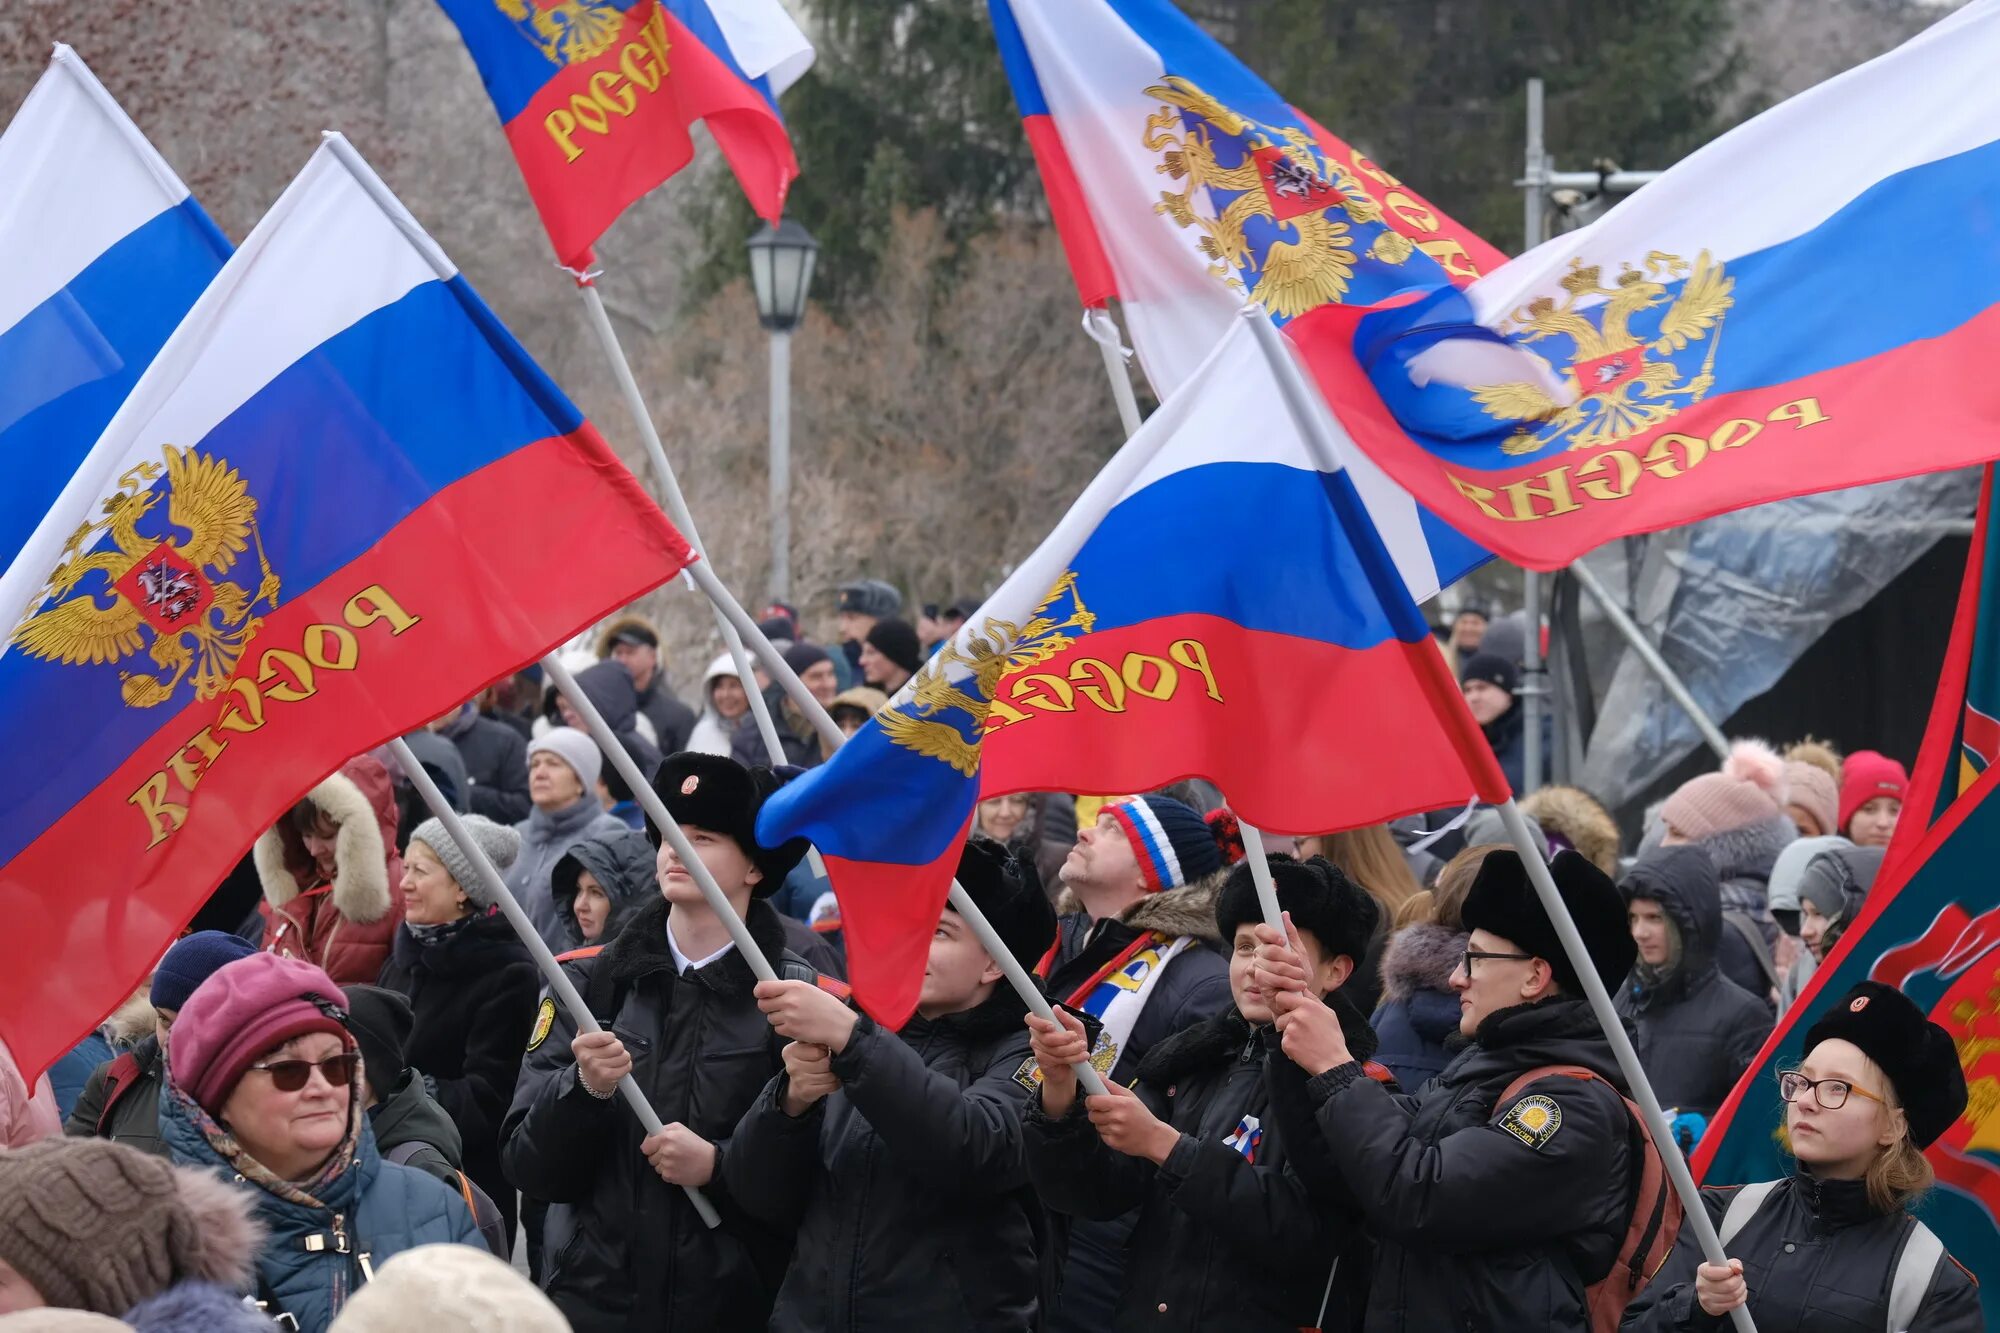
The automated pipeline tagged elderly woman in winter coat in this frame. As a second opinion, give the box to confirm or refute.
[258,757,407,985]
[507,730,628,949]
[376,816,538,1241]
[550,827,656,951]
[0,1137,269,1330]
[1621,982,1983,1330]
[160,953,481,1333]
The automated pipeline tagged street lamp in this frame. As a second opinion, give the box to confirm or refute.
[747,219,818,604]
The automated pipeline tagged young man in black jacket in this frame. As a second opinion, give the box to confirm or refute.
[721,837,1053,1332]
[1023,855,1382,1332]
[500,751,818,1332]
[1259,848,1641,1333]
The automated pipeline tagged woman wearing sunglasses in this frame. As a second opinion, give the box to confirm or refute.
[159,952,482,1332]
[1622,981,1981,1330]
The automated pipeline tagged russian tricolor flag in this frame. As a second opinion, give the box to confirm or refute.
[1315,0,2000,570]
[758,311,1509,1027]
[435,0,813,266]
[0,46,232,562]
[0,134,695,1078]
[987,0,1496,603]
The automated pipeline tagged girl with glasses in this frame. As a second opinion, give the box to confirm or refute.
[1621,981,1980,1330]
[159,951,483,1332]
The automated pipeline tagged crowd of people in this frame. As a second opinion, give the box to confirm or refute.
[0,583,1981,1331]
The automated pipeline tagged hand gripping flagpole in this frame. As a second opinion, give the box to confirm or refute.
[386,736,722,1229]
[571,270,789,768]
[680,560,1111,1098]
[1242,302,1755,1332]
[541,655,780,985]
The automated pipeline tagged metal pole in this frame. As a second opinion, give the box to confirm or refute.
[1084,307,1144,438]
[682,560,1109,1097]
[541,654,778,983]
[385,737,722,1228]
[1519,77,1549,795]
[574,279,787,766]
[1237,823,1287,932]
[768,327,792,604]
[1495,799,1757,1333]
[1568,560,1731,762]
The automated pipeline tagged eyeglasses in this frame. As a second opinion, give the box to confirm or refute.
[246,1053,359,1093]
[1777,1069,1886,1111]
[1460,948,1535,977]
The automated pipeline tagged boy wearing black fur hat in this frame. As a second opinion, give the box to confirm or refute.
[1258,848,1641,1333]
[501,751,823,1333]
[720,836,1054,1332]
[1021,855,1383,1331]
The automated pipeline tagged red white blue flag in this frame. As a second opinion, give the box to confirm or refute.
[987,0,1496,602]
[0,135,695,1078]
[1308,0,2000,568]
[757,313,1508,1026]
[434,0,813,266]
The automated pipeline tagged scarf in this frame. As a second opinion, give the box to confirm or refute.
[405,908,486,950]
[164,1047,363,1210]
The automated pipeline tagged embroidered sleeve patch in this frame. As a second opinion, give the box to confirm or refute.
[527,996,556,1053]
[1013,1056,1044,1092]
[1499,1093,1563,1150]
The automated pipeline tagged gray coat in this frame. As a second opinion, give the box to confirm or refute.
[1616,845,1774,1120]
[509,797,630,950]
[550,826,657,951]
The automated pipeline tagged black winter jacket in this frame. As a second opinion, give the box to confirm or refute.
[369,1067,465,1189]
[1616,846,1773,1120]
[378,911,539,1234]
[63,1034,164,1156]
[439,709,531,823]
[636,674,697,754]
[501,897,810,1333]
[1296,996,1637,1333]
[1621,1172,1983,1331]
[1025,1000,1374,1332]
[724,988,1039,1332]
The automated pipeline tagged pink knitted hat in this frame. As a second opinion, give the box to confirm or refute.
[168,952,351,1116]
[1783,761,1839,835]
[1661,740,1789,842]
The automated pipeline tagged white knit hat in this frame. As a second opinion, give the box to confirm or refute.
[527,726,602,792]
[329,1244,567,1332]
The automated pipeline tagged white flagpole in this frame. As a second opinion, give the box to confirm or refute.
[573,273,789,766]
[1242,300,1756,1333]
[386,736,722,1228]
[681,560,1109,1097]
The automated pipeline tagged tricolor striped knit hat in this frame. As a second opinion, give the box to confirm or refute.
[1106,795,1223,892]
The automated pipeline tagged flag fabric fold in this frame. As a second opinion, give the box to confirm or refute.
[0,45,232,563]
[0,133,695,1079]
[987,0,1498,601]
[1308,0,2000,570]
[434,0,813,266]
[757,313,1509,1027]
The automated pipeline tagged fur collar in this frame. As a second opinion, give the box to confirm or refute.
[1378,923,1467,1004]
[1136,987,1378,1085]
[600,893,790,994]
[1697,814,1796,885]
[253,765,393,924]
[1051,867,1227,945]
[901,984,1029,1045]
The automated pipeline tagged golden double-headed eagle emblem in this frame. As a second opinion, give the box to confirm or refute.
[878,572,1095,776]
[12,446,279,709]
[1469,251,1735,456]
[1142,76,1417,319]
[495,0,627,67]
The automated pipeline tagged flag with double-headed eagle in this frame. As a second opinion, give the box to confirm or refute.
[0,134,695,1080]
[987,0,1497,603]
[1303,0,2000,569]
[1694,476,2000,1288]
[433,0,813,267]
[757,312,1508,1027]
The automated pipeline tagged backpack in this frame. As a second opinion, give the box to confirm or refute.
[1718,1180,1946,1332]
[95,1049,148,1135]
[1496,1064,1684,1333]
[383,1140,509,1260]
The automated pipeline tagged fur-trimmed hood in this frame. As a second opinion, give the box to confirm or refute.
[253,756,398,924]
[1053,866,1228,945]
[1695,812,1797,890]
[103,986,160,1047]
[1520,785,1622,878]
[1377,922,1468,1004]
